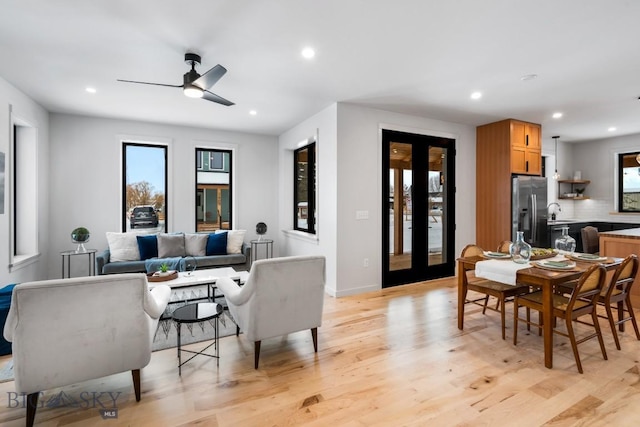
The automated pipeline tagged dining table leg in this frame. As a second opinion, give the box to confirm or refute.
[457,261,466,330]
[542,283,554,368]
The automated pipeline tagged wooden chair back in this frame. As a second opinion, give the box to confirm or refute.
[461,244,483,258]
[604,254,639,300]
[581,226,600,254]
[497,241,512,253]
[567,264,606,311]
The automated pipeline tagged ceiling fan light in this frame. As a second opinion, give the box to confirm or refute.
[184,85,203,98]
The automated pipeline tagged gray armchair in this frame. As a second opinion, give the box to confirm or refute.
[216,255,326,368]
[3,273,170,427]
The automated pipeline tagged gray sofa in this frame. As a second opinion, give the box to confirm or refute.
[96,242,251,275]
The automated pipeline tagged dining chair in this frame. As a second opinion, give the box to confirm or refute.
[596,254,640,350]
[460,244,530,340]
[513,263,608,374]
[581,226,600,255]
[497,240,512,253]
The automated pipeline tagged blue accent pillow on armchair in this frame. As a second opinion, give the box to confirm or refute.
[0,284,17,356]
[206,232,228,255]
[136,235,158,260]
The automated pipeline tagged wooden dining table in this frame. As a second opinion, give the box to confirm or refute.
[457,254,621,369]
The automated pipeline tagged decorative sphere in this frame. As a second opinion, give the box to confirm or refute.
[256,222,267,235]
[71,227,90,243]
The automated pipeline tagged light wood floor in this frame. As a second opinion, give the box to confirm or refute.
[2,277,640,426]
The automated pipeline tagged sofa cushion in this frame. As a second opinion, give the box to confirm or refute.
[215,229,246,254]
[136,235,158,260]
[106,232,140,262]
[184,233,208,256]
[157,233,186,258]
[206,232,228,255]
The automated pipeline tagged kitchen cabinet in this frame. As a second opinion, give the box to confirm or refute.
[476,119,542,249]
[509,120,541,175]
[558,179,590,200]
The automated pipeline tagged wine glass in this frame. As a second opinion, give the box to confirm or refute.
[184,256,197,276]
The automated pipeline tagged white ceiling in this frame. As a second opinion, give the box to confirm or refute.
[1,1,639,142]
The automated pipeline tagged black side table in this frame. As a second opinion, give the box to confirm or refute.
[60,249,97,278]
[250,239,273,265]
[171,302,222,375]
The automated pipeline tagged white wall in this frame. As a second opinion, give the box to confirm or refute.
[569,133,640,223]
[0,76,50,286]
[278,104,338,294]
[48,113,278,279]
[278,102,476,297]
[335,104,475,296]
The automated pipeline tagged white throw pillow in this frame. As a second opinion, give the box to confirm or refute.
[106,232,140,262]
[216,229,246,254]
[157,233,186,258]
[184,233,208,256]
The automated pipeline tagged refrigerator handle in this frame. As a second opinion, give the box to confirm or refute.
[531,194,537,244]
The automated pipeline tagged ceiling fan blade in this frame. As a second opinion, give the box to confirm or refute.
[202,90,234,106]
[117,79,182,88]
[192,64,227,90]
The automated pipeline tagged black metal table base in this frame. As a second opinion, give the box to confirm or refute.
[176,313,219,375]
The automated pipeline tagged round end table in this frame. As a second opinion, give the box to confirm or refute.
[172,302,223,374]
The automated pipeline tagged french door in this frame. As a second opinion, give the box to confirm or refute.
[382,129,455,287]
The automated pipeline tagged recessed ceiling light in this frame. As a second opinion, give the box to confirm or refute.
[608,127,617,132]
[520,74,538,81]
[85,87,96,94]
[249,110,257,116]
[301,47,315,59]
[552,112,563,119]
[470,91,482,100]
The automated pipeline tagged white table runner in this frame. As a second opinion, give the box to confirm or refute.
[475,255,568,286]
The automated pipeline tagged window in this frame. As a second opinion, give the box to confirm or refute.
[294,141,316,234]
[195,148,232,231]
[122,142,167,232]
[10,117,39,269]
[618,152,640,212]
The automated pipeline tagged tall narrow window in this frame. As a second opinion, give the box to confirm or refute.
[195,148,232,232]
[294,141,316,234]
[122,142,167,232]
[619,152,640,212]
[11,120,39,269]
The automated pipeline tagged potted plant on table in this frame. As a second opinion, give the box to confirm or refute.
[71,227,90,253]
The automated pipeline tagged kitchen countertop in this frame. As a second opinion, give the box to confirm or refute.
[599,228,640,239]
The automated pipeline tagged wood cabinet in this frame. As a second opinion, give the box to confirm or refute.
[476,119,542,249]
[509,121,541,175]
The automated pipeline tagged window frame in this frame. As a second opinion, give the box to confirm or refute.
[617,151,640,213]
[194,147,233,231]
[293,141,316,234]
[9,112,40,271]
[121,142,168,233]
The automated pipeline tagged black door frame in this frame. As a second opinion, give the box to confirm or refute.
[381,129,456,288]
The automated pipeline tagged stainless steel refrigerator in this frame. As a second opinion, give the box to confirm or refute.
[512,176,548,247]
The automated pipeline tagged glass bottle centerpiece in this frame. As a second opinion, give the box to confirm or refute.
[554,226,576,254]
[510,231,532,264]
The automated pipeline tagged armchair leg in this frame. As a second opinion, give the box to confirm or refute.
[311,327,318,352]
[26,392,39,427]
[132,369,141,402]
[254,341,261,369]
[236,325,240,336]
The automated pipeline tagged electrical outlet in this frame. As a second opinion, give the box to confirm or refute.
[363,258,369,267]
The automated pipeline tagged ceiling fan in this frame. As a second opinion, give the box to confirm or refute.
[117,53,234,106]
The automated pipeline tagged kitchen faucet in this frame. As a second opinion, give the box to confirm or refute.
[547,202,561,220]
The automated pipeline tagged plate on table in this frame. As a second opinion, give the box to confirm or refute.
[533,260,577,271]
[566,253,608,263]
[482,251,511,259]
[530,248,559,260]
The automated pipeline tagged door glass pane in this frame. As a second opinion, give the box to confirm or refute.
[428,147,445,265]
[389,142,412,271]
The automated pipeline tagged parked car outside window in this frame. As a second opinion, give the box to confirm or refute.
[130,206,158,229]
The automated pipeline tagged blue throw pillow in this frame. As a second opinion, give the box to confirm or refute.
[136,235,158,260]
[206,232,228,255]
